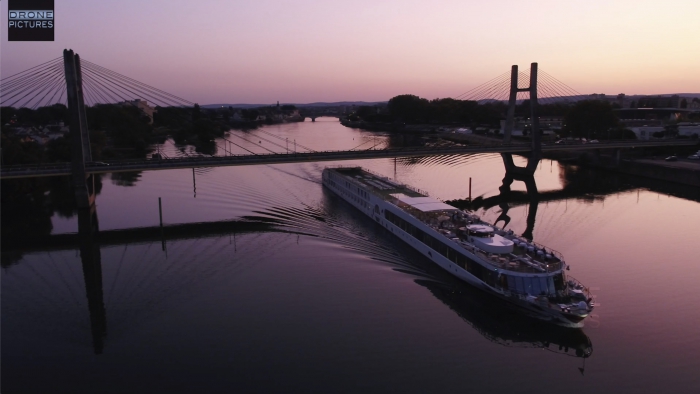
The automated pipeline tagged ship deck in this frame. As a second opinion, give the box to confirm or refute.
[331,167,564,274]
[333,167,425,199]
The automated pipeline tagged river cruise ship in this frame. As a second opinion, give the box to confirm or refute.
[322,166,594,326]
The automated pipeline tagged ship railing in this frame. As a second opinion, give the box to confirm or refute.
[360,167,430,196]
[565,275,592,300]
[491,227,565,262]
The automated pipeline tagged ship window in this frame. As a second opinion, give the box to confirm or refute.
[552,273,565,291]
[531,277,542,295]
[507,275,516,292]
[456,254,466,268]
[483,271,497,287]
[468,261,484,280]
[512,276,525,294]
[435,241,446,257]
[538,277,550,295]
[499,274,508,289]
[448,248,457,263]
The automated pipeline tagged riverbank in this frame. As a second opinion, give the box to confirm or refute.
[439,131,700,187]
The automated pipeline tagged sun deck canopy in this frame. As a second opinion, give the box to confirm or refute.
[390,193,458,212]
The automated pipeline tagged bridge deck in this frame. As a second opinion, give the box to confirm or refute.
[1,140,696,179]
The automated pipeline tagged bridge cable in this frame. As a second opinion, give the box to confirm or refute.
[81,63,191,107]
[0,56,62,82]
[79,68,134,105]
[43,76,67,107]
[5,65,65,108]
[34,69,67,108]
[538,71,583,101]
[226,133,278,154]
[31,73,66,109]
[0,66,61,97]
[453,71,510,100]
[80,77,104,107]
[462,72,511,101]
[348,138,375,151]
[536,75,572,103]
[81,66,175,107]
[470,75,512,102]
[80,68,132,104]
[81,59,194,106]
[254,128,317,153]
[540,70,584,98]
[220,137,257,155]
[0,59,63,93]
[1,63,64,105]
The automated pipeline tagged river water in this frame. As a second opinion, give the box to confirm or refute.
[2,118,700,393]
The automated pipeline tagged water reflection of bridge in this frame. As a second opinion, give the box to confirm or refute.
[2,208,302,355]
[5,164,610,356]
[446,162,700,240]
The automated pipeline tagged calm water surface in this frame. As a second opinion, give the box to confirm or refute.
[3,118,700,393]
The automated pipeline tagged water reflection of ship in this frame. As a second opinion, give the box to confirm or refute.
[414,278,593,360]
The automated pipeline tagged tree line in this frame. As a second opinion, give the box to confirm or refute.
[354,94,638,140]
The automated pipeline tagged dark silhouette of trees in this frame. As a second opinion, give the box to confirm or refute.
[388,94,430,122]
[86,104,153,157]
[193,103,201,121]
[384,95,506,126]
[563,100,619,140]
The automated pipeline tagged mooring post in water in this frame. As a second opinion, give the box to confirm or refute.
[158,197,163,228]
[159,197,166,251]
[192,168,196,197]
[469,177,472,202]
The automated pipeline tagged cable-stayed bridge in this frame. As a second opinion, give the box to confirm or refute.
[1,51,695,196]
[3,53,696,356]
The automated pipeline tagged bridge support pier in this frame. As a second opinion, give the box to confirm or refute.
[501,62,541,177]
[78,205,106,354]
[64,49,95,209]
[494,172,539,241]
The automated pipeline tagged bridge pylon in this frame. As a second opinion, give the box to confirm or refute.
[63,49,95,208]
[502,62,541,176]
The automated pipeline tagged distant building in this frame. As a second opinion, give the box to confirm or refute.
[119,99,157,124]
[636,95,681,109]
[630,124,700,140]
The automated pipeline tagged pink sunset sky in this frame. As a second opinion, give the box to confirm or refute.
[2,0,699,104]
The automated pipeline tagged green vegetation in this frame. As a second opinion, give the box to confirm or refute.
[373,95,640,141]
[384,94,508,127]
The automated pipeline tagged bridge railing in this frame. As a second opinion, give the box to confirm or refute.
[1,139,696,178]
